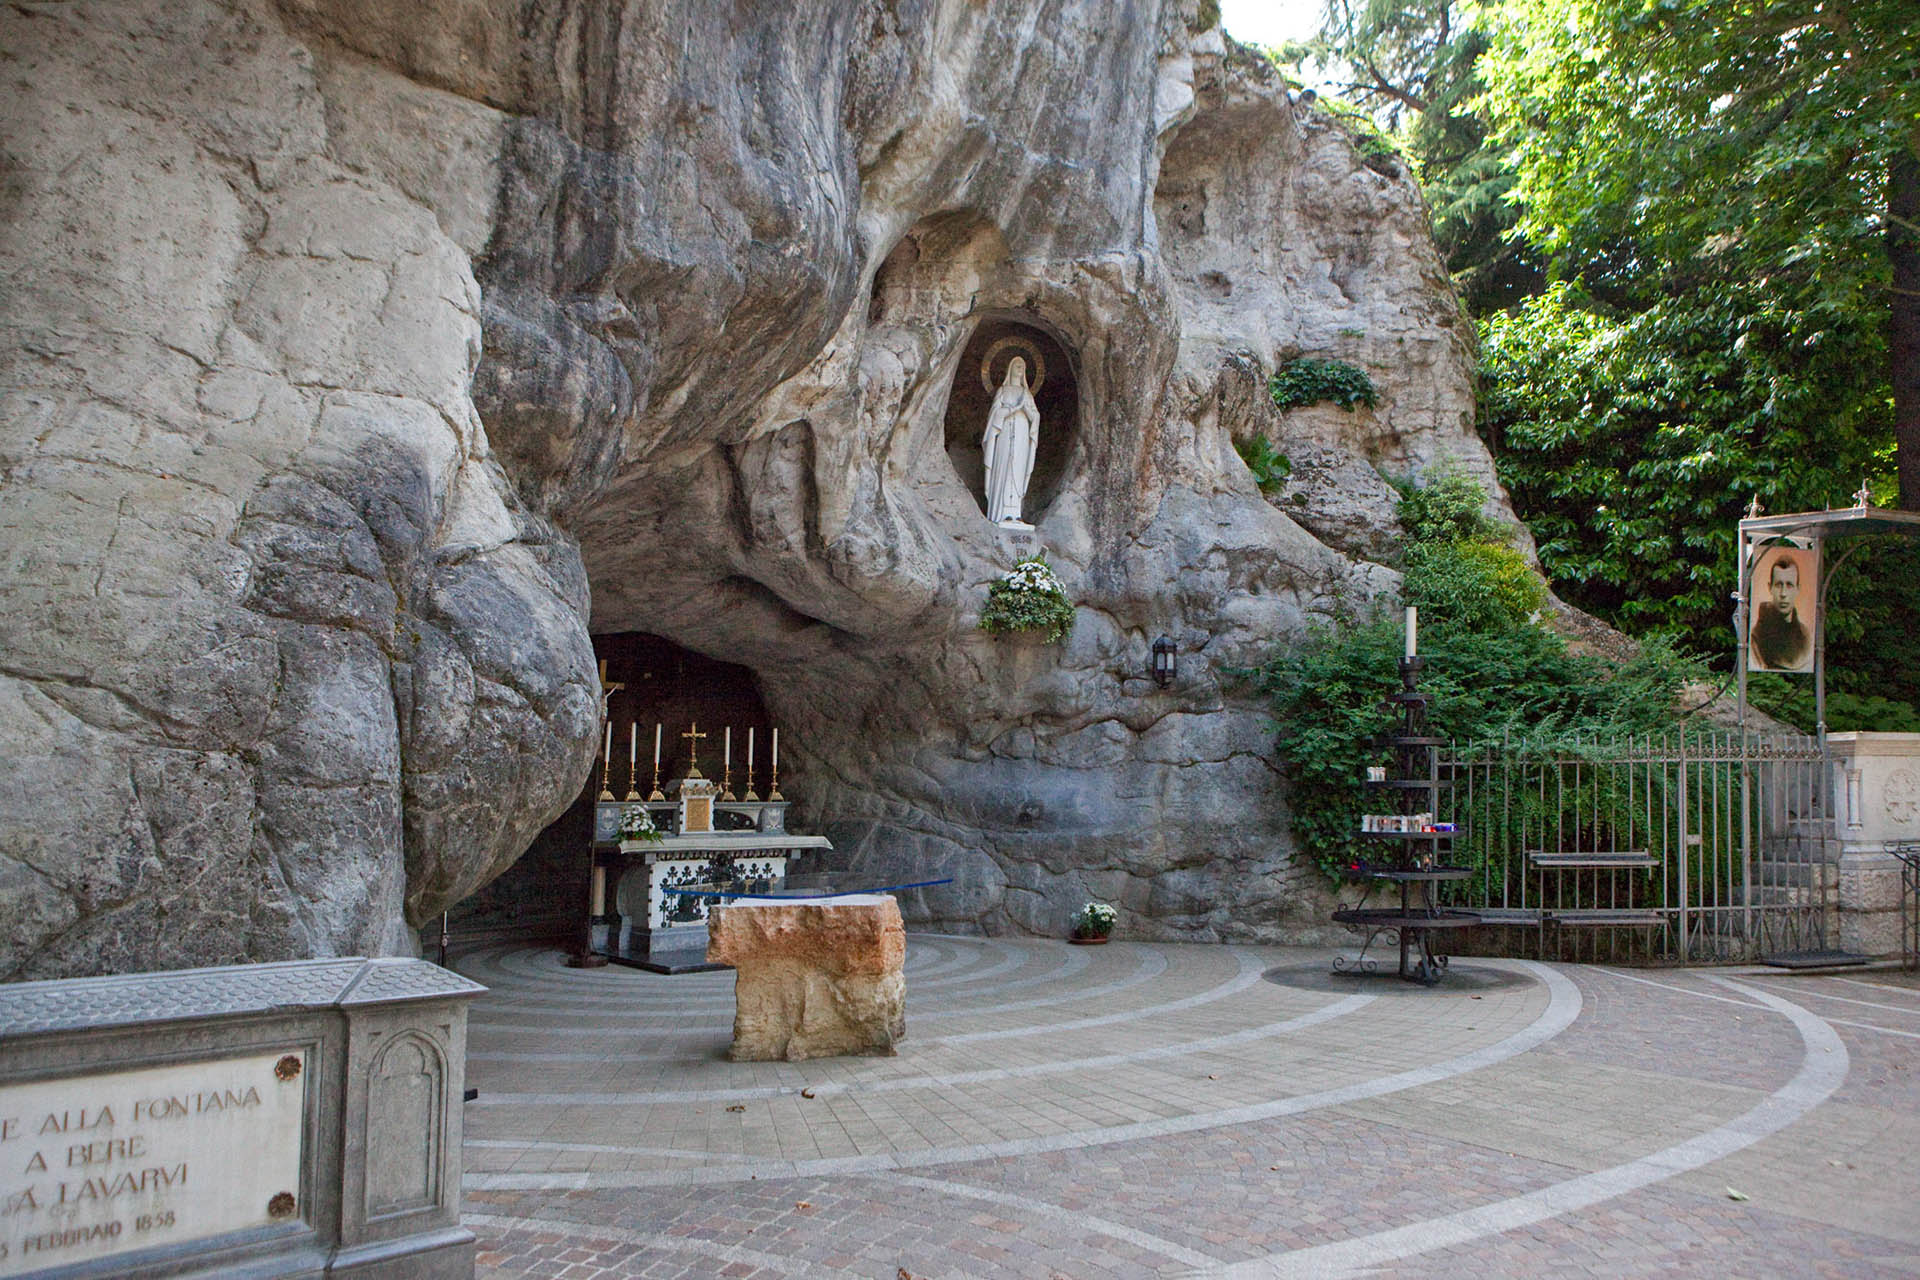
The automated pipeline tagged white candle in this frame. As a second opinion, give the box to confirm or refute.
[603,720,612,768]
[653,722,662,769]
[747,727,755,774]
[629,721,637,767]
[724,726,731,769]
[772,727,779,771]
[1404,606,1417,659]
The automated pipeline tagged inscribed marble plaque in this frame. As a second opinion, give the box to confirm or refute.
[0,1051,306,1275]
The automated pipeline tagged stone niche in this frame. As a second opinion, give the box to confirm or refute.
[941,316,1081,528]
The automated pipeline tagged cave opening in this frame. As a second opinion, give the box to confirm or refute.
[943,317,1080,526]
[446,632,773,945]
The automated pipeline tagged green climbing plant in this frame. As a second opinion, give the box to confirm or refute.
[1234,436,1292,493]
[1269,358,1379,413]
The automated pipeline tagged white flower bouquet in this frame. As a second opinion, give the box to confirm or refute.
[618,806,666,843]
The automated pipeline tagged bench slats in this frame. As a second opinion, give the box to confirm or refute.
[1547,909,1665,926]
[1475,908,1542,925]
[1528,852,1658,869]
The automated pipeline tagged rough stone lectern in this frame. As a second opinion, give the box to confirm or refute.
[707,896,906,1061]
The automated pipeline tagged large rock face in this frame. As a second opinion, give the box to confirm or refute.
[0,0,1517,975]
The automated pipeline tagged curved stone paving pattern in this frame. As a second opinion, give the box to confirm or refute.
[456,939,1920,1278]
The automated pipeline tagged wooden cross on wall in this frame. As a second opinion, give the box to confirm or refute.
[597,660,624,715]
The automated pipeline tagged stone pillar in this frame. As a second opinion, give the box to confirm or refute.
[1826,732,1920,957]
[707,896,906,1061]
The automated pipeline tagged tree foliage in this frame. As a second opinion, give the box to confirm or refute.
[1481,280,1892,640]
[1478,0,1920,505]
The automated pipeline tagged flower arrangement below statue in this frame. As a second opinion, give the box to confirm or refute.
[617,806,666,847]
[980,555,1076,644]
[1070,901,1115,942]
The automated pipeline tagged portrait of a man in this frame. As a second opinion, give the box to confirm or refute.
[1748,544,1817,673]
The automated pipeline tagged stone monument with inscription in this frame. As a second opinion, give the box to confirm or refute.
[0,958,482,1278]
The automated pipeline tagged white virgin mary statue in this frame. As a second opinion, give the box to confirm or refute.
[981,357,1040,528]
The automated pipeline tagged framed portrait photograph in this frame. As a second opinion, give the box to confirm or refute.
[1747,541,1818,673]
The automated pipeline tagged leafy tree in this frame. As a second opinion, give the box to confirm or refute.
[1481,280,1891,639]
[1478,0,1920,507]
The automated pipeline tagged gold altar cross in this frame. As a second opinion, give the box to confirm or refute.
[681,722,707,777]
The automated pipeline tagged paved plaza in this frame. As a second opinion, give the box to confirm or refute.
[454,937,1920,1278]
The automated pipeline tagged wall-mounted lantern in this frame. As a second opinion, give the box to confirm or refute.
[1151,635,1177,688]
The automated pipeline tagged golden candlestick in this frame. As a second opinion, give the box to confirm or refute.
[623,758,642,803]
[767,760,783,802]
[597,753,615,802]
[720,765,737,802]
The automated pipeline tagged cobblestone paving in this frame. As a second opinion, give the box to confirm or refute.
[454,940,1920,1278]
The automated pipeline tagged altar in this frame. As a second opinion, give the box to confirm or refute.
[590,794,831,973]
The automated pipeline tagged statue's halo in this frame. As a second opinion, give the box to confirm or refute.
[979,337,1046,395]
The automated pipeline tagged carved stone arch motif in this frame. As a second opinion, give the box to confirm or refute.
[365,1028,447,1220]
[943,316,1081,526]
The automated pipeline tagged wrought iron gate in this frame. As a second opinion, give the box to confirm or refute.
[1437,731,1833,963]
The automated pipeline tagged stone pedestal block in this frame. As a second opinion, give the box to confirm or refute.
[1836,851,1906,959]
[1828,735,1920,959]
[707,896,906,1061]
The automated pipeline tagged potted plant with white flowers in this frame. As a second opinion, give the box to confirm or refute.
[617,805,666,852]
[980,555,1076,644]
[1069,901,1115,944]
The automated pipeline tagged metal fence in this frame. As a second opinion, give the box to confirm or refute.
[1436,731,1833,963]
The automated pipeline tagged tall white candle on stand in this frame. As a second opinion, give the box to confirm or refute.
[602,721,611,768]
[724,726,731,770]
[772,727,778,771]
[747,727,754,775]
[653,722,662,770]
[1404,605,1418,660]
[629,721,637,768]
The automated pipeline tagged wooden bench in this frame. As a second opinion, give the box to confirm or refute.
[1528,853,1664,949]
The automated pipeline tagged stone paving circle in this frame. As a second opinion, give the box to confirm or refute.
[454,935,1920,1278]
